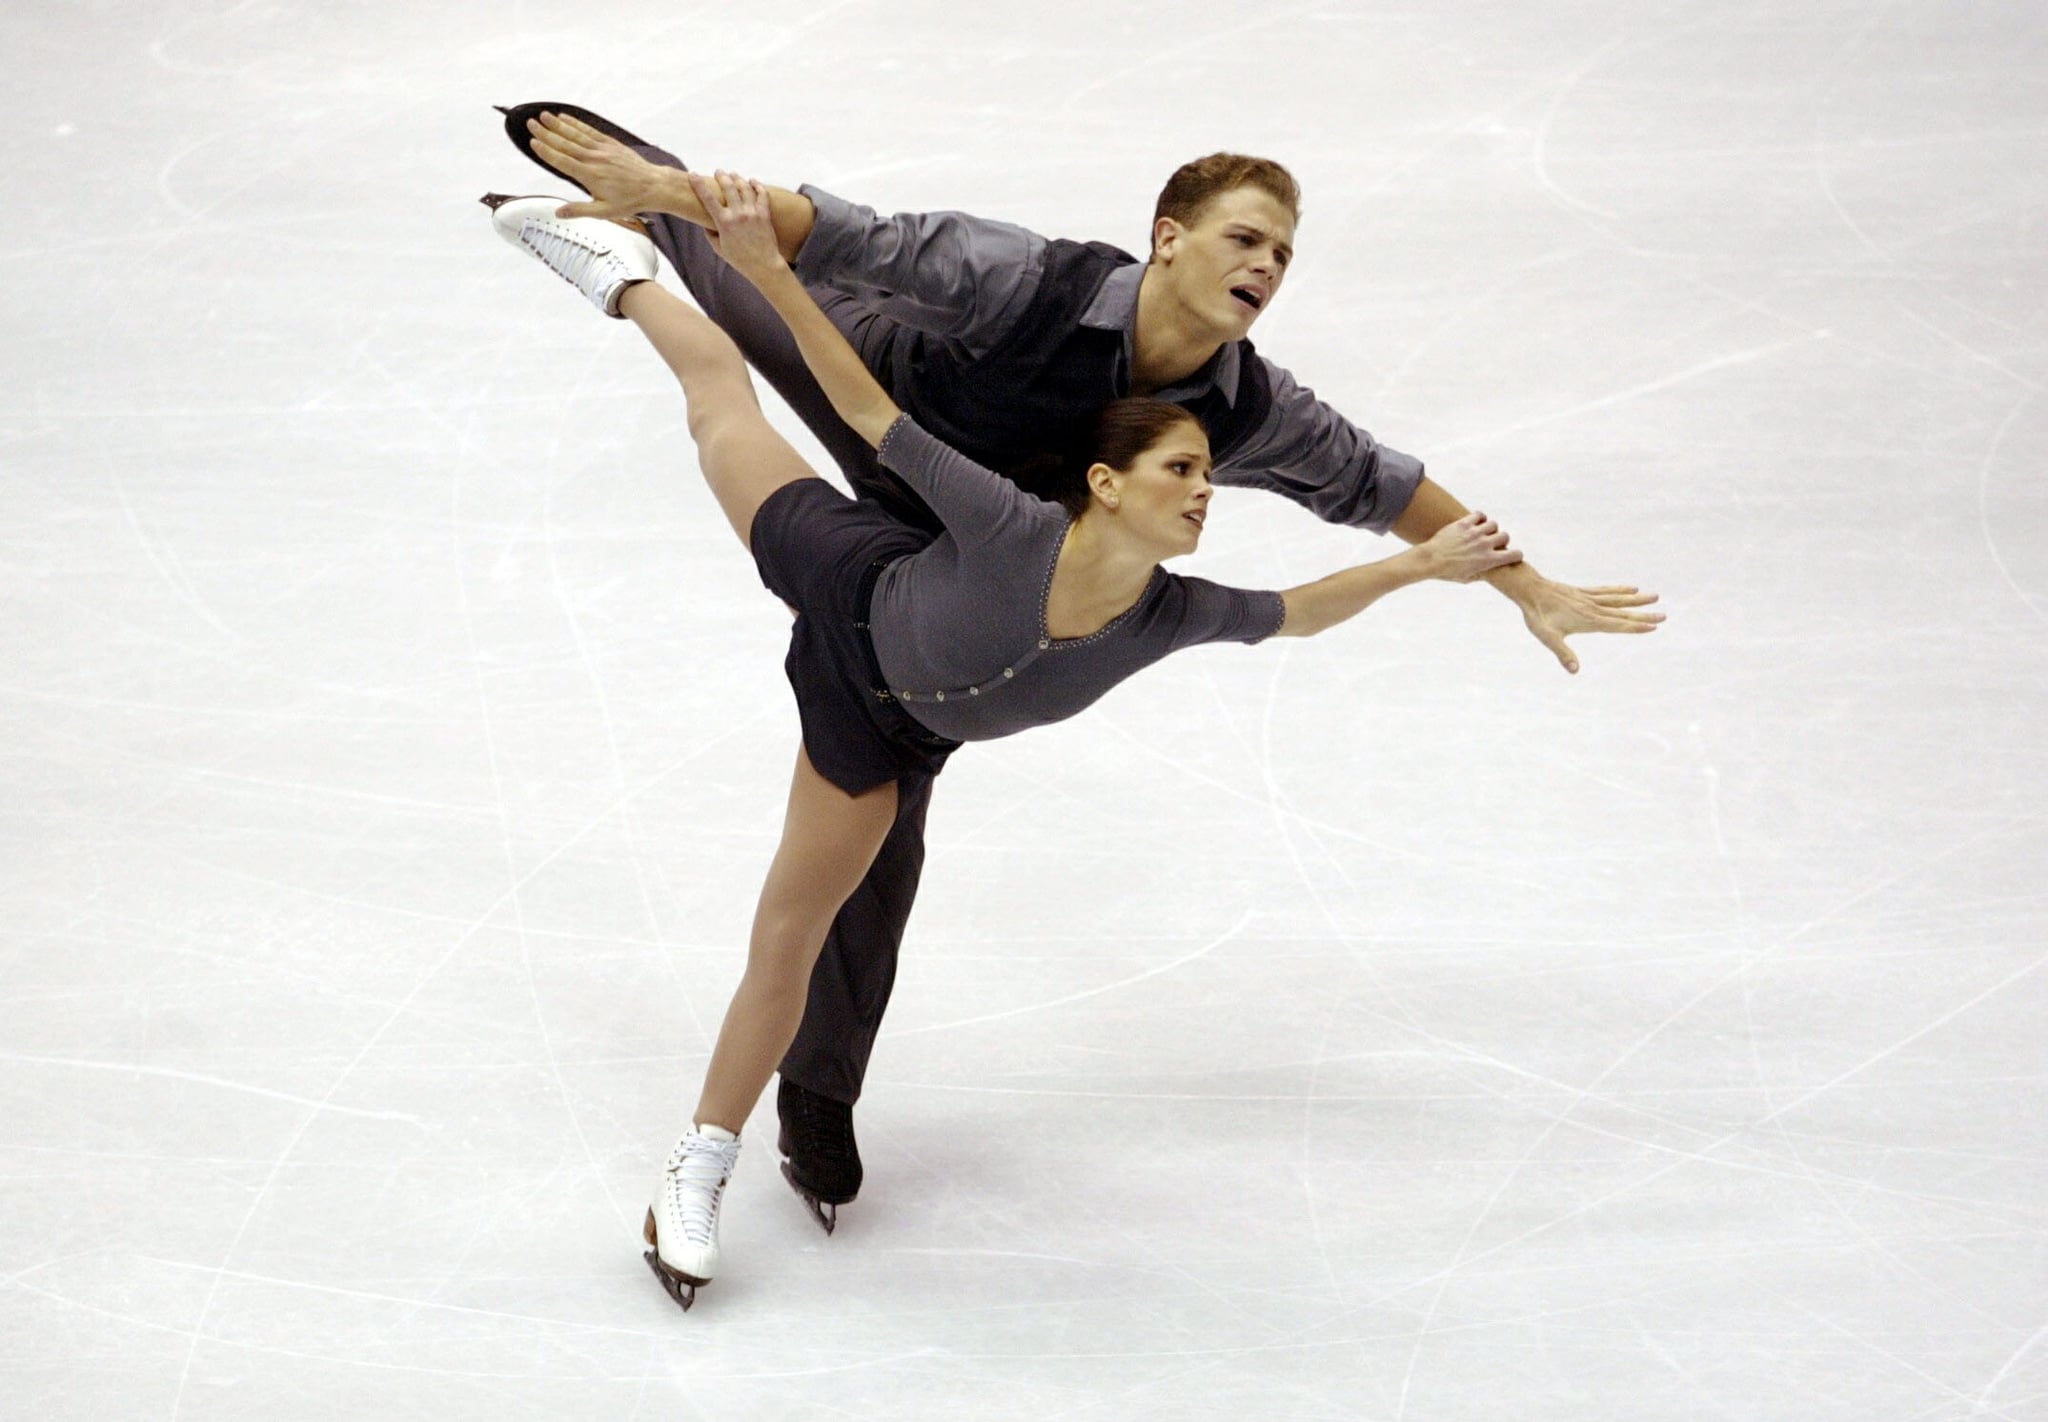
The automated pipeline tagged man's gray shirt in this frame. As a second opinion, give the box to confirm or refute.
[794,185,1427,533]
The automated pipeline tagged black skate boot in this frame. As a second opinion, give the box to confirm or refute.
[494,102,657,192]
[494,102,708,265]
[776,1077,862,1235]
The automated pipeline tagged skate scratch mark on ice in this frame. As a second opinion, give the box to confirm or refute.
[881,1247,1098,1267]
[1245,641,1410,1306]
[1814,132,1897,268]
[813,156,955,189]
[516,331,649,1228]
[1808,3,1905,268]
[1753,950,2048,1123]
[1049,1,1326,119]
[0,1052,422,1125]
[1096,716,1553,889]
[1301,958,2048,1347]
[1803,1307,2031,1417]
[1974,394,2045,628]
[1971,1319,2048,1416]
[880,909,1252,1037]
[1527,34,1636,225]
[16,1271,934,1381]
[1366,248,1585,410]
[41,1263,670,1340]
[1383,881,1780,1415]
[158,398,766,1420]
[2,1245,139,1293]
[1046,1353,1238,1421]
[101,426,239,643]
[1894,304,2045,394]
[137,1263,944,1376]
[1427,333,1816,455]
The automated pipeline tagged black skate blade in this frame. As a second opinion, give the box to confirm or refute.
[780,1160,840,1235]
[643,1248,700,1311]
[479,192,514,210]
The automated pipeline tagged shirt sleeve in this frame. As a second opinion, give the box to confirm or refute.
[793,185,1049,361]
[877,415,1054,548]
[1210,357,1428,534]
[1167,576,1288,649]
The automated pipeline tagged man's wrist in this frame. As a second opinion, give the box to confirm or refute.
[1484,558,1542,599]
[653,168,699,219]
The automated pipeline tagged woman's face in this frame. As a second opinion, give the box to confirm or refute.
[1099,421,1214,554]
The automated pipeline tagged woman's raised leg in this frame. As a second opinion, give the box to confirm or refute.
[618,279,815,550]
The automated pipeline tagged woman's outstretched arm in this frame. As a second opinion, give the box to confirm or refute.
[1275,512,1522,637]
[687,171,902,450]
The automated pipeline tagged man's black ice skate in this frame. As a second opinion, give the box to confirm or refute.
[495,102,658,192]
[776,1077,862,1235]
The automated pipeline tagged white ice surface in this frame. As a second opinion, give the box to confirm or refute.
[4,2,2046,1418]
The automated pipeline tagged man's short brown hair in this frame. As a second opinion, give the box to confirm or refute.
[1151,153,1302,248]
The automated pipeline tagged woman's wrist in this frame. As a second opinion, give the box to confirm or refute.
[1389,544,1435,584]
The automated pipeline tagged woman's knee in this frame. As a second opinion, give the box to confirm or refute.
[684,379,763,450]
[749,897,835,963]
[746,908,831,980]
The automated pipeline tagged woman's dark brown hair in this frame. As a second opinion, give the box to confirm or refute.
[1007,399,1205,517]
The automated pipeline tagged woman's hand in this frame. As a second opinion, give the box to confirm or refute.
[1418,511,1523,583]
[686,171,788,284]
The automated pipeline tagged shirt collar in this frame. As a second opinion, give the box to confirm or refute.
[1081,262,1243,406]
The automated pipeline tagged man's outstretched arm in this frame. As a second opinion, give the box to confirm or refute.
[1390,475,1663,674]
[1216,361,1661,673]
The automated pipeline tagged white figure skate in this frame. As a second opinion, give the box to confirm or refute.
[481,193,657,318]
[642,1124,741,1311]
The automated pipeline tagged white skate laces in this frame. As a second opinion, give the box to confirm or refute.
[642,1123,741,1308]
[665,1127,739,1252]
[484,194,657,318]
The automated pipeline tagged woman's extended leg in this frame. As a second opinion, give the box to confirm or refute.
[694,746,901,1134]
[618,279,815,550]
[645,745,898,1305]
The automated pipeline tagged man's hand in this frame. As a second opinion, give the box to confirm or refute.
[1496,564,1663,674]
[1391,477,1662,673]
[528,111,682,223]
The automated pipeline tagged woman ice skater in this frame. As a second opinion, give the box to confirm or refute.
[488,173,1530,1309]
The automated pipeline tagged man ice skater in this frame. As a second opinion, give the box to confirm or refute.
[493,102,1662,1232]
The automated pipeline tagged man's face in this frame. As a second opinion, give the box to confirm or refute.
[1152,187,1297,339]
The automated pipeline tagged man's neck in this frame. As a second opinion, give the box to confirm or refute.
[1131,265,1227,395]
